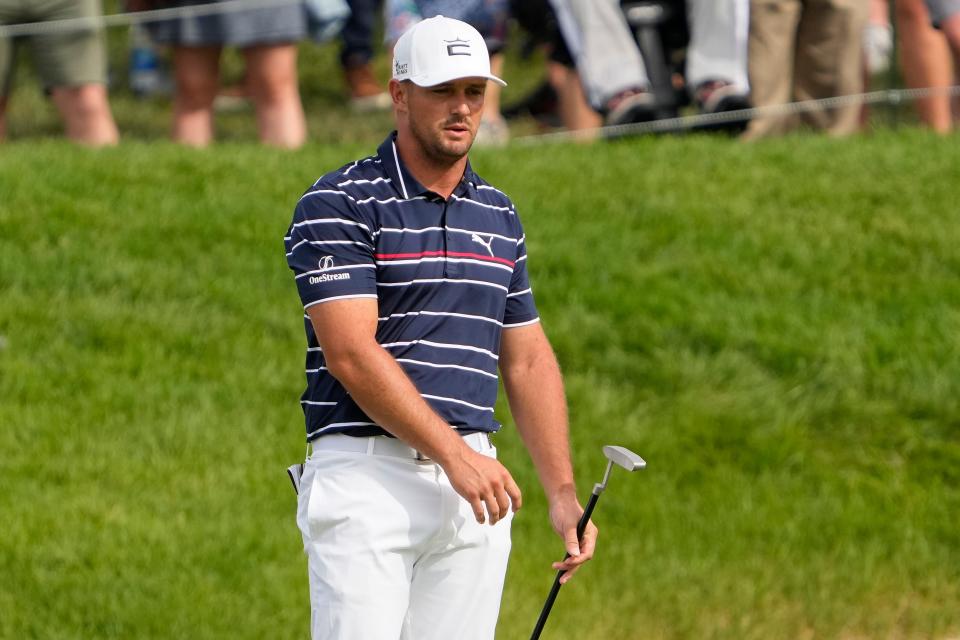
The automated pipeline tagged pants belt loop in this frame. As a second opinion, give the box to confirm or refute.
[366,437,376,455]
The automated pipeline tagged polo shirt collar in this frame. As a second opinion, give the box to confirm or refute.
[377,132,478,200]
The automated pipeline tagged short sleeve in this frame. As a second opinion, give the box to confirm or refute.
[285,185,378,309]
[503,223,539,327]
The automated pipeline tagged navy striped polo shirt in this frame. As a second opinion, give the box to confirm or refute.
[285,133,540,442]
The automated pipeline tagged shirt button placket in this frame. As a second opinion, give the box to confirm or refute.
[442,199,462,278]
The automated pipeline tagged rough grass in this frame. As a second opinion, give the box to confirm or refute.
[2,126,959,638]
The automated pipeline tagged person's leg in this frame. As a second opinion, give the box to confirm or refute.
[547,62,602,137]
[172,46,221,147]
[793,0,869,135]
[927,0,960,120]
[242,43,306,149]
[0,96,7,141]
[744,0,801,139]
[685,0,750,93]
[474,54,510,146]
[943,11,960,67]
[548,0,649,110]
[341,0,390,111]
[0,25,12,141]
[296,448,437,640]
[402,449,513,640]
[50,84,119,145]
[340,0,379,69]
[29,0,119,145]
[896,0,953,132]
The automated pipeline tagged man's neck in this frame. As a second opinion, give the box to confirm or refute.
[395,133,468,200]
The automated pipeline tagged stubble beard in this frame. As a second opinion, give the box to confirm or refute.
[409,113,474,167]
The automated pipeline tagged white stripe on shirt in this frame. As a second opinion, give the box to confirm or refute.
[503,317,541,328]
[308,422,378,438]
[377,310,503,326]
[290,216,371,233]
[379,225,519,245]
[338,176,391,187]
[380,338,499,361]
[450,194,515,213]
[288,241,373,257]
[341,157,380,176]
[421,393,495,412]
[377,278,508,293]
[304,293,379,309]
[391,141,409,199]
[395,358,499,380]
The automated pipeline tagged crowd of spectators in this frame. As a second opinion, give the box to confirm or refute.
[1,0,958,147]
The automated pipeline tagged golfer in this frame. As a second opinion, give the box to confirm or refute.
[284,15,596,639]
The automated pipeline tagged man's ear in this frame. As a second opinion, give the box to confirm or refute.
[388,79,407,111]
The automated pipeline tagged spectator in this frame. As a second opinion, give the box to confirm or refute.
[340,0,391,112]
[140,0,307,148]
[506,0,601,137]
[548,0,751,126]
[386,0,512,146]
[865,0,893,77]
[897,0,953,132]
[0,0,119,145]
[746,0,869,139]
[925,0,960,92]
[861,0,893,127]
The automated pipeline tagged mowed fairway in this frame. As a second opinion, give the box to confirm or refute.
[1,131,959,639]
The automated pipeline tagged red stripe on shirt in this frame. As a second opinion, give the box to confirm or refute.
[375,250,515,268]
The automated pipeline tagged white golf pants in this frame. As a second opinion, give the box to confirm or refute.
[295,434,513,640]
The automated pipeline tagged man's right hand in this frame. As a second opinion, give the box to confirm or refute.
[440,448,522,525]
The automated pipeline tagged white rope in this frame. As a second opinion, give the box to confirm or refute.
[515,85,960,144]
[0,0,304,39]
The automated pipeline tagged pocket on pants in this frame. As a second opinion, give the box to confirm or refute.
[301,451,369,542]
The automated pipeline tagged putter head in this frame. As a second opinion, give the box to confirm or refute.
[603,445,646,471]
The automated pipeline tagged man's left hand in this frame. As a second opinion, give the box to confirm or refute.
[548,488,598,584]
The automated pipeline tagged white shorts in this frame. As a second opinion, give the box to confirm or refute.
[295,433,513,640]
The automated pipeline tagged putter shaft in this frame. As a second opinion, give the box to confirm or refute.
[529,491,600,640]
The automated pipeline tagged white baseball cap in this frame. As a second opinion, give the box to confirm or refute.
[392,15,507,88]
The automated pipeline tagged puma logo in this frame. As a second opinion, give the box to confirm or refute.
[471,233,495,257]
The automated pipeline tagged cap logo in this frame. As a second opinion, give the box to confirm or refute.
[395,60,408,76]
[444,38,471,56]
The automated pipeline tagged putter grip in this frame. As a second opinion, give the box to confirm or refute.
[529,493,601,640]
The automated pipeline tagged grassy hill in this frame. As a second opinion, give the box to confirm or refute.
[1,130,959,639]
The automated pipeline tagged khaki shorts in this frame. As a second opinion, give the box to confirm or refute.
[0,0,107,97]
[927,0,960,26]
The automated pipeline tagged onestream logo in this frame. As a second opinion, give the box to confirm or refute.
[309,256,350,285]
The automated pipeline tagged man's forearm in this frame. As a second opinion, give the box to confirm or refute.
[502,343,576,502]
[326,342,468,464]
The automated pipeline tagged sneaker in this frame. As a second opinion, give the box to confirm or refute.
[604,88,656,126]
[693,80,751,114]
[692,80,751,133]
[474,117,510,147]
[345,64,391,113]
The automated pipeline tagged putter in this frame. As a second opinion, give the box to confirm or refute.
[529,445,646,640]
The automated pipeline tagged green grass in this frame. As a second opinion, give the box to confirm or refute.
[2,128,960,639]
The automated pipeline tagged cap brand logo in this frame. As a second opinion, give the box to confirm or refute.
[319,255,335,271]
[395,60,408,75]
[444,38,471,56]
